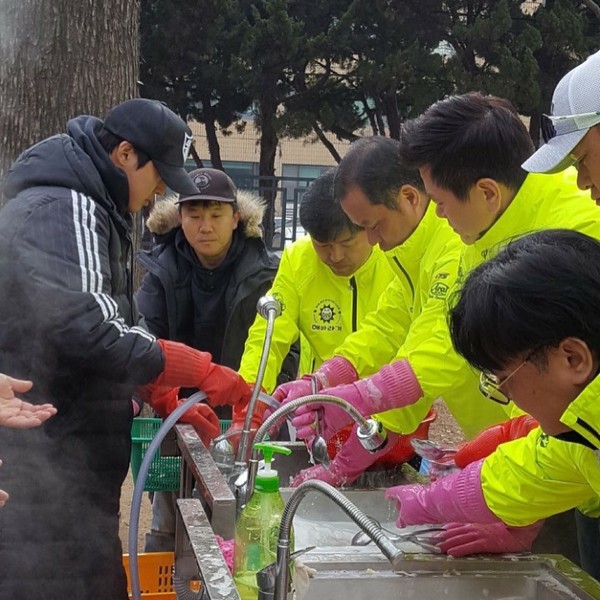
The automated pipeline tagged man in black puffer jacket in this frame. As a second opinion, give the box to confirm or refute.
[0,99,252,600]
[136,168,299,551]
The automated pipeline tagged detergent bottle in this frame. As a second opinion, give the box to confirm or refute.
[233,442,293,600]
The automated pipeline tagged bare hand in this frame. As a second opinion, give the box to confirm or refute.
[0,460,8,507]
[0,374,57,429]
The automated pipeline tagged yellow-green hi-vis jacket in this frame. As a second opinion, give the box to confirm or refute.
[238,236,395,393]
[333,202,507,438]
[469,169,600,524]
[335,169,600,441]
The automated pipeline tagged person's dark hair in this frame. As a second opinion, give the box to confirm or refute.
[399,92,535,201]
[98,126,151,169]
[334,136,425,209]
[449,229,600,373]
[299,168,362,242]
[180,199,239,213]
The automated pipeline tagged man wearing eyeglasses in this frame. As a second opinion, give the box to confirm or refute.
[522,49,600,204]
[519,48,600,580]
[386,229,600,581]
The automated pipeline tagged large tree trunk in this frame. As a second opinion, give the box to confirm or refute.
[0,0,140,184]
[0,0,143,286]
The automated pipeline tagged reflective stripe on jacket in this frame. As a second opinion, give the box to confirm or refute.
[238,236,395,392]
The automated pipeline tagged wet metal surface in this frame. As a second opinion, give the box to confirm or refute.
[176,424,236,539]
[176,498,241,600]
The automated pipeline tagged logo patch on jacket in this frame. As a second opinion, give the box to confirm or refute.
[429,274,450,299]
[312,298,342,332]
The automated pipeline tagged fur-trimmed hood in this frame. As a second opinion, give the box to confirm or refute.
[145,188,266,239]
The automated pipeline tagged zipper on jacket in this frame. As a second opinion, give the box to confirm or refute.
[350,276,358,331]
[393,257,415,300]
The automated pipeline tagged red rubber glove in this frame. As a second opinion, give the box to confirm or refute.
[454,415,539,468]
[433,521,543,557]
[272,356,358,405]
[222,392,267,453]
[153,340,252,408]
[137,383,220,446]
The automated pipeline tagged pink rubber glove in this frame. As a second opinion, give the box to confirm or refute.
[385,459,498,527]
[272,356,358,405]
[433,521,543,557]
[292,360,423,440]
[291,426,400,487]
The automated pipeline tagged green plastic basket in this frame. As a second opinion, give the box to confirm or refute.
[131,417,231,492]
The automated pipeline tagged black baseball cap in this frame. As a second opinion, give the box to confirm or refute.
[103,98,198,195]
[176,168,237,204]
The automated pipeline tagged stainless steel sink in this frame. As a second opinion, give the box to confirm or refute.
[300,549,600,600]
[280,487,403,548]
[173,427,600,600]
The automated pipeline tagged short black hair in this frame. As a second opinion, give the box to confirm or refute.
[449,229,600,373]
[97,126,151,169]
[299,169,363,243]
[399,92,535,201]
[334,136,425,209]
[179,199,239,213]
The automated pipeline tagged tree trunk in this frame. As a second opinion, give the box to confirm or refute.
[0,0,142,285]
[581,0,600,20]
[189,143,205,168]
[529,107,541,149]
[384,94,401,141]
[0,0,140,184]
[201,92,223,171]
[258,93,279,245]
[311,120,342,163]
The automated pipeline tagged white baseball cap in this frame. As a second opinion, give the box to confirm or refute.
[522,50,600,174]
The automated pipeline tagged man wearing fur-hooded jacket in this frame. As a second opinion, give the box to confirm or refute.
[136,167,298,551]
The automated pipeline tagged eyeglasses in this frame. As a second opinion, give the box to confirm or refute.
[541,111,600,143]
[479,353,535,405]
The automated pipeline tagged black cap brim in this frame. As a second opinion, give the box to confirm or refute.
[154,160,198,195]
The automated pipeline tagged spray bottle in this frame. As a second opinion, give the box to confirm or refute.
[233,442,294,600]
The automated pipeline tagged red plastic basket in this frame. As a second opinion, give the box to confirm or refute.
[326,408,437,467]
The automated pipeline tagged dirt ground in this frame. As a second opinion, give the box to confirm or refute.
[119,398,465,553]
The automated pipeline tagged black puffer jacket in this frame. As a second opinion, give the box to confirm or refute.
[0,116,163,599]
[136,192,298,398]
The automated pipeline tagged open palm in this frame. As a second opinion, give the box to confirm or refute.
[0,375,56,429]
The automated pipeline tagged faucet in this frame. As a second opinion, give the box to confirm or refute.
[244,393,388,504]
[210,295,281,475]
[270,479,404,600]
[236,295,282,465]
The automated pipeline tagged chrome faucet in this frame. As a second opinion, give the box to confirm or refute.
[270,479,404,600]
[244,393,388,504]
[236,295,282,465]
[210,295,281,475]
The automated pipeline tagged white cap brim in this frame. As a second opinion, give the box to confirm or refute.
[522,128,588,174]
